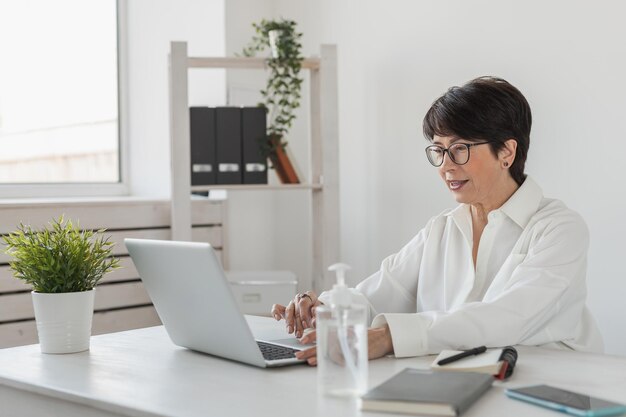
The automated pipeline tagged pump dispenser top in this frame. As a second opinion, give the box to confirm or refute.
[328,263,352,308]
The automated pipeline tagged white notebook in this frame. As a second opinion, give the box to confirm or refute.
[431,349,505,374]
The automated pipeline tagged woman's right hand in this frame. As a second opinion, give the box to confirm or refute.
[271,291,321,339]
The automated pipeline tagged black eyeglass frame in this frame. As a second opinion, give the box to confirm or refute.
[425,141,494,167]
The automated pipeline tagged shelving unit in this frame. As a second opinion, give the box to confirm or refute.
[168,41,339,291]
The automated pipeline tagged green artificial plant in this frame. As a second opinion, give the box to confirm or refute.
[2,216,120,293]
[242,18,304,157]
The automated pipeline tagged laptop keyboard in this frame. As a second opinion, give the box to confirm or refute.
[257,341,298,361]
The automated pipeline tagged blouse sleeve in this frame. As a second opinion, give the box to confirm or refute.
[318,217,436,324]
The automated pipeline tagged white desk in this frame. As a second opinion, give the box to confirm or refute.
[1,316,625,417]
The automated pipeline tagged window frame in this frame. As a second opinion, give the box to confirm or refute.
[0,0,129,198]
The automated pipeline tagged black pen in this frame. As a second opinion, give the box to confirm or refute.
[437,345,487,366]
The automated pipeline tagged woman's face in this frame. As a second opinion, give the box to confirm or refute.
[434,135,513,207]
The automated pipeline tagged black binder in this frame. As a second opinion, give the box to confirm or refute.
[189,107,216,185]
[241,107,268,184]
[215,107,242,184]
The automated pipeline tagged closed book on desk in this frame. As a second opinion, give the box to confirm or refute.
[361,368,493,416]
[189,107,216,185]
[431,346,518,380]
[215,107,242,184]
[241,107,268,184]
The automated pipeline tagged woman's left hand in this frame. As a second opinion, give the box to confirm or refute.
[271,291,321,339]
[295,324,394,366]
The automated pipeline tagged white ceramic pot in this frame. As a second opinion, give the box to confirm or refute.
[268,29,281,58]
[31,289,95,354]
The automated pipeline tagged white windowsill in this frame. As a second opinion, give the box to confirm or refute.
[0,194,226,208]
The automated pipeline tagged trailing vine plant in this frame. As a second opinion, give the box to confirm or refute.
[242,18,304,157]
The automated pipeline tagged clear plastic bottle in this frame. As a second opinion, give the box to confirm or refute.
[316,263,368,397]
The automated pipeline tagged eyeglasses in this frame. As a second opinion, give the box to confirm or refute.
[425,141,493,167]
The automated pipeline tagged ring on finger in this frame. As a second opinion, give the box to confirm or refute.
[297,293,313,303]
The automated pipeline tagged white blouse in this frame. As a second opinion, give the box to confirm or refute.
[321,177,603,357]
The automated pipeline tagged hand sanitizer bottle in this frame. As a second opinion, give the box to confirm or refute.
[316,263,368,397]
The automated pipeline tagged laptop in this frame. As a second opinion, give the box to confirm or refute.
[125,238,308,368]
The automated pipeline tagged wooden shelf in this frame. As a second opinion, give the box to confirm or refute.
[187,56,320,70]
[191,183,323,192]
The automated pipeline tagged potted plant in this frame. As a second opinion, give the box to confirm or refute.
[2,216,120,354]
[242,18,304,183]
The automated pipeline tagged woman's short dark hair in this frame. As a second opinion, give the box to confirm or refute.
[423,76,531,185]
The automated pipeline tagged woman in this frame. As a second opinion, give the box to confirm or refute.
[272,76,603,366]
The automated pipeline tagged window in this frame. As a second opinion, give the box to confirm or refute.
[0,0,123,195]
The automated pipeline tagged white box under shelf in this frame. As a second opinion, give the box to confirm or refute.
[225,271,297,316]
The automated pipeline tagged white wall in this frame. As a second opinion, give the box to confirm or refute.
[126,0,226,197]
[226,0,626,355]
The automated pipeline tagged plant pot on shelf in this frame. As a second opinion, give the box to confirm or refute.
[268,134,300,184]
[268,29,281,58]
[32,289,95,354]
